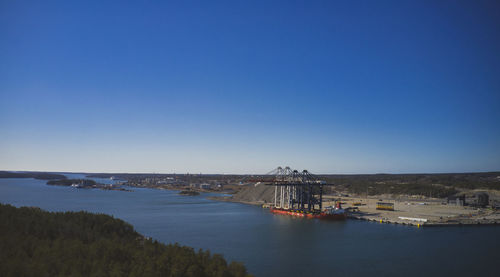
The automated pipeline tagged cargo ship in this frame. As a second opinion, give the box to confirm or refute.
[270,202,346,220]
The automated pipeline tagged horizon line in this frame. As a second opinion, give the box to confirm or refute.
[3,169,500,176]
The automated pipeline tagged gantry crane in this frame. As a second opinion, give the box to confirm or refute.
[249,166,334,212]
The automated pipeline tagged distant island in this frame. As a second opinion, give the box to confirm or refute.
[0,203,251,277]
[47,179,132,192]
[0,171,66,180]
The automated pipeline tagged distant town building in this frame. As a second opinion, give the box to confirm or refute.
[475,192,489,207]
[200,183,211,189]
[447,195,466,206]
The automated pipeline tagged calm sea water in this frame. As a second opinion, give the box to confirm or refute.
[1,175,499,277]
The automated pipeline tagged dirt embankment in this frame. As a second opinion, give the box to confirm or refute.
[232,184,275,202]
[214,183,275,205]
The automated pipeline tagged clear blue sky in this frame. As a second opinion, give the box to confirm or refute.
[1,0,499,174]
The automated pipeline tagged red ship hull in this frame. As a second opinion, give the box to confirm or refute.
[270,208,346,220]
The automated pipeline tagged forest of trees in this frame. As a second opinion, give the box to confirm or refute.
[0,204,251,277]
[46,179,97,187]
[317,172,500,197]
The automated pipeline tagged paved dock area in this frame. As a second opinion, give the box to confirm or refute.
[323,196,500,227]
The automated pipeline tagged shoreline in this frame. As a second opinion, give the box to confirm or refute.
[104,181,500,228]
[211,194,500,227]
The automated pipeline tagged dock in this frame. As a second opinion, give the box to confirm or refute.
[324,196,500,227]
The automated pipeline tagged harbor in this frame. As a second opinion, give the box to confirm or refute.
[262,195,500,227]
[228,167,500,227]
[262,194,500,227]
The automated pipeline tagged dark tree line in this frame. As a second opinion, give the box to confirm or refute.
[320,172,500,197]
[0,171,67,180]
[46,179,97,186]
[0,204,251,277]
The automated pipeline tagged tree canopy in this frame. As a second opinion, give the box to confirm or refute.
[0,203,251,277]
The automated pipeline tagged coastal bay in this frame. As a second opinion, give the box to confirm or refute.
[1,176,499,276]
